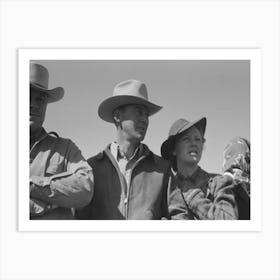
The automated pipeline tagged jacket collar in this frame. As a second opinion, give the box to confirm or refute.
[30,127,60,152]
[30,127,48,149]
[110,141,144,162]
[95,143,154,162]
[173,166,208,184]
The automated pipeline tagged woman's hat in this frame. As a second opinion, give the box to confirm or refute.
[98,79,162,123]
[30,63,64,103]
[161,117,207,160]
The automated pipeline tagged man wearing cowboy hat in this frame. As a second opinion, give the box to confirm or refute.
[30,63,93,219]
[76,79,172,220]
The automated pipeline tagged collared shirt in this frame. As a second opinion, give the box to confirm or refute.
[110,142,143,192]
[30,128,94,219]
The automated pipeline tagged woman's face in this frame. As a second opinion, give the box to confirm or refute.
[173,126,204,165]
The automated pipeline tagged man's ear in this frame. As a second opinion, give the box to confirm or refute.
[113,109,122,124]
[113,115,120,123]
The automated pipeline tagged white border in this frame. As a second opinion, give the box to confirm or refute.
[18,48,262,232]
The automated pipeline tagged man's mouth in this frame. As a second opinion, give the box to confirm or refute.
[189,151,198,156]
[30,113,40,117]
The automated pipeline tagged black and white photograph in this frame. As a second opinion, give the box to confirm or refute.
[1,1,279,280]
[19,49,261,231]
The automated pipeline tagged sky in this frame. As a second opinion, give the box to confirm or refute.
[33,60,250,174]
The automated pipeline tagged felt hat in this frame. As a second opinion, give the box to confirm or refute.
[98,79,162,123]
[30,63,64,103]
[161,117,206,160]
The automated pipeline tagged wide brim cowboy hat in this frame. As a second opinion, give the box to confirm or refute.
[98,79,162,123]
[30,63,64,103]
[161,117,207,160]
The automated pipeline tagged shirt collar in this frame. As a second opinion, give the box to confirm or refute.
[30,127,48,147]
[174,166,202,182]
[110,142,143,162]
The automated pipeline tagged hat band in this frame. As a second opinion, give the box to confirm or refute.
[31,82,48,90]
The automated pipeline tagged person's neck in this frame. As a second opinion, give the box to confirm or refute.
[30,127,43,147]
[177,161,199,178]
[116,135,140,159]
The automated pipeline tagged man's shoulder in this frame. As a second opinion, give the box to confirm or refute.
[47,133,72,145]
[151,153,169,166]
[143,146,170,171]
[88,152,104,162]
[44,132,80,151]
[87,146,110,164]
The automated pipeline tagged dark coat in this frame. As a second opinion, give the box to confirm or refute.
[233,183,250,220]
[75,144,171,220]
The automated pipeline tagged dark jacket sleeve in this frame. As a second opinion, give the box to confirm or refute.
[232,183,250,220]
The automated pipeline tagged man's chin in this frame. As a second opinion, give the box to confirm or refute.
[130,133,145,143]
[137,133,146,141]
[190,159,200,165]
[30,122,43,133]
[30,121,37,128]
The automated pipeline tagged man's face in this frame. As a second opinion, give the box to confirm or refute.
[116,104,149,142]
[30,87,48,132]
[173,126,204,165]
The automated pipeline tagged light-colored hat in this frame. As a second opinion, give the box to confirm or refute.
[161,117,207,160]
[98,79,162,123]
[30,63,64,103]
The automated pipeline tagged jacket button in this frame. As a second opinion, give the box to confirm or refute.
[124,198,128,204]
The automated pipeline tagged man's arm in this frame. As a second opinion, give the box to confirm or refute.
[30,198,51,217]
[30,140,94,208]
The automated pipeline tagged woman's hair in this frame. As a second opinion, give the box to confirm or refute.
[170,155,178,171]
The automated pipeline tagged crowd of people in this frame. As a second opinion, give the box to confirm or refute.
[29,62,250,220]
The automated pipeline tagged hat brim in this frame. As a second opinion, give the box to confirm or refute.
[98,95,162,123]
[30,83,64,103]
[161,117,207,160]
